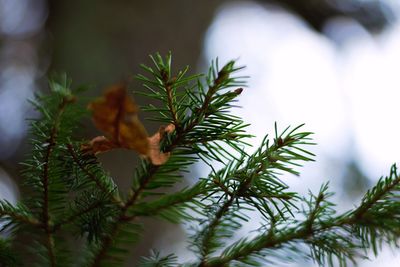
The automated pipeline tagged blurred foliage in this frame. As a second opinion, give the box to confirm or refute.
[259,0,393,32]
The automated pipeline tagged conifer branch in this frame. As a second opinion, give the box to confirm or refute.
[304,183,329,233]
[198,196,235,265]
[0,201,40,228]
[175,61,243,140]
[138,250,178,266]
[41,96,71,267]
[66,143,122,206]
[89,162,158,266]
[89,57,246,266]
[156,53,180,128]
[202,165,400,267]
[126,181,207,221]
[52,200,105,232]
[126,163,159,208]
[165,82,179,128]
[350,164,400,222]
[90,212,128,267]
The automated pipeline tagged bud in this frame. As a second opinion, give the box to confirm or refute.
[234,88,243,95]
[215,61,235,84]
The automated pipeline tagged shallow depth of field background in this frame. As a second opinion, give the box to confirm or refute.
[1,0,400,266]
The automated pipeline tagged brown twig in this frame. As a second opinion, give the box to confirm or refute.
[41,97,70,266]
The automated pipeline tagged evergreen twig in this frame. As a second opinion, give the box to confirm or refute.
[41,96,72,267]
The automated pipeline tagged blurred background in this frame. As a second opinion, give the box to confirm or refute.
[1,0,400,266]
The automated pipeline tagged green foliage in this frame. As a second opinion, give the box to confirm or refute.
[1,53,400,267]
[0,238,18,266]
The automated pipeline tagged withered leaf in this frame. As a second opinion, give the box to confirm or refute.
[84,85,174,165]
[81,136,117,155]
[147,124,175,165]
[87,84,149,155]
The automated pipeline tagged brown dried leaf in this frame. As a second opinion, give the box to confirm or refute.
[81,136,118,155]
[147,124,175,165]
[86,84,150,155]
[84,85,176,166]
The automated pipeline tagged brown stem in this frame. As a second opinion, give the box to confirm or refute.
[41,97,70,266]
[165,83,179,128]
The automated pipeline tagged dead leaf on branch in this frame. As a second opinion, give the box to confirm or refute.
[81,136,118,155]
[83,84,173,165]
[148,124,175,165]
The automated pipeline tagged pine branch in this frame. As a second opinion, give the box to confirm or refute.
[0,200,40,230]
[88,155,187,265]
[52,200,105,232]
[126,180,208,222]
[139,54,249,162]
[203,214,357,267]
[65,143,121,205]
[198,196,236,265]
[89,56,247,266]
[194,124,315,266]
[156,53,180,128]
[88,162,158,266]
[89,215,126,267]
[304,183,331,233]
[138,250,178,267]
[17,76,89,265]
[350,164,400,222]
[137,52,200,129]
[201,164,400,267]
[41,95,72,267]
[127,162,160,207]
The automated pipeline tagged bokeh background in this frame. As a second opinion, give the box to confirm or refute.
[1,0,400,266]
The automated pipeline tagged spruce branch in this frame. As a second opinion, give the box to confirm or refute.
[139,54,249,162]
[65,143,121,205]
[0,201,40,231]
[138,250,178,267]
[350,164,400,222]
[195,124,314,266]
[197,196,236,265]
[15,76,89,265]
[88,161,158,265]
[52,198,105,232]
[126,180,208,222]
[200,164,400,267]
[137,52,200,129]
[89,55,248,266]
[40,92,75,266]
